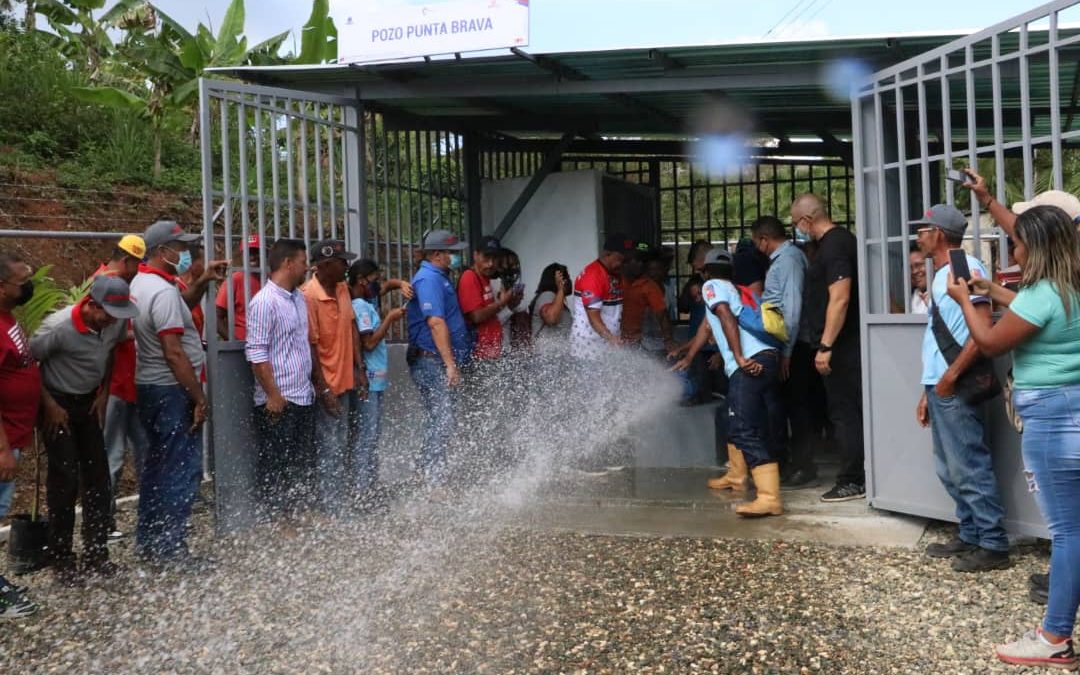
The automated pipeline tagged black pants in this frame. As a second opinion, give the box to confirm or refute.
[783,340,820,472]
[45,391,111,566]
[255,402,315,521]
[820,339,865,486]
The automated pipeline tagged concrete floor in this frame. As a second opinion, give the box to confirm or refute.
[511,465,930,549]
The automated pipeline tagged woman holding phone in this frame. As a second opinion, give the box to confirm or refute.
[946,204,1080,670]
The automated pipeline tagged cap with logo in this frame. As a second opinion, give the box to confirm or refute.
[89,275,139,319]
[421,229,468,251]
[117,234,146,260]
[1012,190,1080,221]
[602,233,637,253]
[143,220,199,251]
[703,248,734,266]
[310,239,358,264]
[477,235,503,254]
[246,234,262,249]
[909,204,968,238]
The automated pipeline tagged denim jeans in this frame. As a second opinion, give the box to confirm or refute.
[409,357,455,487]
[314,393,353,515]
[136,384,203,560]
[1014,384,1080,638]
[255,402,315,520]
[354,391,383,495]
[727,350,781,469]
[0,448,20,518]
[926,387,1009,553]
[104,395,148,483]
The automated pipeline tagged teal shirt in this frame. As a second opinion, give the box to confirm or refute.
[1009,279,1080,389]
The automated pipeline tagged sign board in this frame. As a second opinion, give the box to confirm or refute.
[335,0,530,64]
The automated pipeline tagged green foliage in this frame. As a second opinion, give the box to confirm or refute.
[13,267,68,336]
[299,0,337,64]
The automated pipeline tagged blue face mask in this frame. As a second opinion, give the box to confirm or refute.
[168,248,193,275]
[449,253,463,270]
[794,229,812,244]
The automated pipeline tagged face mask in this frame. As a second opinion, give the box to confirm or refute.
[367,281,381,299]
[795,229,812,244]
[449,253,462,270]
[173,250,193,275]
[14,279,33,306]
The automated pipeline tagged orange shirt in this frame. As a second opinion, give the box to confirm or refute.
[302,276,356,396]
[621,275,667,344]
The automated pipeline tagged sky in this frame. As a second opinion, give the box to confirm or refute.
[72,0,1050,56]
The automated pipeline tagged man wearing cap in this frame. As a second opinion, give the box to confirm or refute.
[406,230,471,488]
[31,275,139,581]
[571,233,633,360]
[913,204,1011,572]
[94,234,147,539]
[621,243,674,353]
[129,219,209,564]
[458,236,518,362]
[302,239,366,514]
[216,234,264,341]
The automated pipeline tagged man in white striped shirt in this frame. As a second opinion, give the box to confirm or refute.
[245,239,317,521]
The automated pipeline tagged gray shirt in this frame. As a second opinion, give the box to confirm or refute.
[762,241,808,357]
[130,269,206,386]
[30,301,126,395]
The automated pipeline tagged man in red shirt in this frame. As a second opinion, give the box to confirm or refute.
[0,251,41,619]
[457,236,520,363]
[216,234,263,340]
[570,233,634,361]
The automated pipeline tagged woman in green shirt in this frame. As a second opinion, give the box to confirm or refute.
[947,204,1080,670]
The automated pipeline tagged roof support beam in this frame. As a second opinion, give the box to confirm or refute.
[493,132,576,240]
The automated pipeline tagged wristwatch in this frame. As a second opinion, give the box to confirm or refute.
[818,344,833,353]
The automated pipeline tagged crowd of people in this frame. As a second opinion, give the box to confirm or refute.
[0,182,1077,669]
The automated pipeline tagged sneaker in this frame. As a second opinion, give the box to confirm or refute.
[1030,586,1049,605]
[951,547,1011,573]
[1030,572,1050,591]
[107,530,126,542]
[0,579,38,620]
[820,482,866,502]
[925,537,978,559]
[995,629,1077,670]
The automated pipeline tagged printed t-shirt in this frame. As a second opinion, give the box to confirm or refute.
[571,259,622,360]
[353,297,388,392]
[702,278,775,379]
[0,310,40,450]
[457,268,502,360]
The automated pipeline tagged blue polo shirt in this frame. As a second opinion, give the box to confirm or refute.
[407,261,472,364]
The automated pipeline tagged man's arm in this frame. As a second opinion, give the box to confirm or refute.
[0,425,15,482]
[964,170,1017,238]
[936,302,992,397]
[181,260,228,309]
[426,316,462,387]
[713,303,761,375]
[251,361,285,413]
[671,317,712,370]
[464,291,510,325]
[820,278,851,348]
[158,332,207,430]
[586,307,619,345]
[352,321,368,391]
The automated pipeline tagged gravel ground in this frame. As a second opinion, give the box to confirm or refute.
[0,492,1065,675]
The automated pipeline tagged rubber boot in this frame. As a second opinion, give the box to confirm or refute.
[707,444,748,492]
[736,463,784,518]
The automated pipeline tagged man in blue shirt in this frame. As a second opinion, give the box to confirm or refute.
[912,204,1010,572]
[406,229,470,488]
[750,215,814,487]
[673,248,784,518]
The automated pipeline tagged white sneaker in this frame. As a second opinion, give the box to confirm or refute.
[995,629,1077,670]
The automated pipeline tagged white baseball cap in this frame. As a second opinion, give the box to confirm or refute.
[1011,190,1080,221]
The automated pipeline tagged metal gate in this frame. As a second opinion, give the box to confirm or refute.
[198,79,363,530]
[852,0,1080,535]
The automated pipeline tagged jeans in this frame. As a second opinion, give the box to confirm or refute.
[314,393,353,515]
[926,387,1009,553]
[0,448,20,518]
[1014,385,1080,638]
[409,357,455,487]
[254,402,315,520]
[821,338,865,486]
[45,391,112,566]
[135,384,203,560]
[354,391,383,495]
[104,395,147,483]
[727,351,782,469]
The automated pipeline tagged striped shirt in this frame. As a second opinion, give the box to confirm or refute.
[245,280,314,406]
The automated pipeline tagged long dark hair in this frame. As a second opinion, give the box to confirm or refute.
[530,262,570,315]
[1014,205,1080,317]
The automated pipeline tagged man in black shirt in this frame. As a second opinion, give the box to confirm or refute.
[792,193,865,502]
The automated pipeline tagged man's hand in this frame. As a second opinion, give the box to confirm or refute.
[707,352,724,371]
[968,278,993,297]
[265,391,287,418]
[814,350,833,376]
[190,397,208,433]
[44,399,71,441]
[961,168,991,205]
[667,343,687,360]
[916,392,930,428]
[201,259,230,284]
[355,369,370,401]
[90,389,109,427]
[736,356,764,377]
[670,357,692,372]
[0,444,16,482]
[935,373,957,399]
[398,281,414,300]
[446,363,462,388]
[319,389,342,417]
[386,307,407,324]
[780,356,791,382]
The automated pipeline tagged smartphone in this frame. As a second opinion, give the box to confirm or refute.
[945,168,968,183]
[513,282,525,294]
[948,248,971,282]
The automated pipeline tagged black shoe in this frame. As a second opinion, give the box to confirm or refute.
[925,537,978,559]
[0,578,37,620]
[820,482,865,502]
[1029,572,1050,591]
[52,563,83,588]
[781,467,819,489]
[951,548,1011,573]
[1029,586,1049,605]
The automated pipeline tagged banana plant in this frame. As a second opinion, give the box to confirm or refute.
[11,266,85,337]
